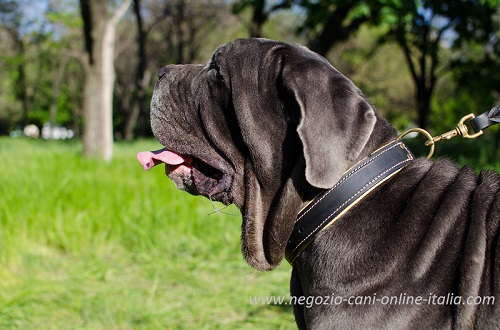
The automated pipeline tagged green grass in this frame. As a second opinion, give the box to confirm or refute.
[0,138,294,330]
[2,135,498,330]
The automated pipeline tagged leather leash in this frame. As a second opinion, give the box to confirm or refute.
[285,140,414,264]
[470,105,500,133]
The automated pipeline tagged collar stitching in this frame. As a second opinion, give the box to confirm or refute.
[295,142,406,224]
[290,156,413,255]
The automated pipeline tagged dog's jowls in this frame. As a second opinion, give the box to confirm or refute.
[138,38,499,329]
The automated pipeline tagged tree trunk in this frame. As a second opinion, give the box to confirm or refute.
[13,37,29,128]
[416,83,432,130]
[124,0,148,141]
[307,3,375,57]
[250,0,266,38]
[49,55,69,139]
[308,5,351,56]
[80,0,132,161]
[394,14,442,131]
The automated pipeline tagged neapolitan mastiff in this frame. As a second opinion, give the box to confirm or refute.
[137,38,499,329]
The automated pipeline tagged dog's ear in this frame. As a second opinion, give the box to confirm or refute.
[282,50,376,189]
[203,39,379,270]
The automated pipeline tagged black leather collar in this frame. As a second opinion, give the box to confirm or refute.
[285,140,414,264]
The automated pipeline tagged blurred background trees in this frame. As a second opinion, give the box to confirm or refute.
[0,0,499,160]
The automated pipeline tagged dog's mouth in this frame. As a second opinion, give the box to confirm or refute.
[137,148,233,205]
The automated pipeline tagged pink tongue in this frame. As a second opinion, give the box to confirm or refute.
[137,148,185,171]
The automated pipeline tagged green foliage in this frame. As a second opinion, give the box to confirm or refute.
[0,0,83,134]
[481,0,500,5]
[0,0,499,144]
[0,138,294,329]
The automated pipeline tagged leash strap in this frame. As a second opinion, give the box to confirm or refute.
[285,141,414,264]
[470,105,500,133]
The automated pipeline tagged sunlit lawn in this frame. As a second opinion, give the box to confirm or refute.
[1,133,498,329]
[0,138,294,329]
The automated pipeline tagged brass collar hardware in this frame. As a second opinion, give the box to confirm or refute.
[425,113,483,145]
[398,128,435,159]
[397,113,484,159]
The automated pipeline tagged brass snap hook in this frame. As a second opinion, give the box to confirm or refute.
[424,113,483,147]
[397,113,484,160]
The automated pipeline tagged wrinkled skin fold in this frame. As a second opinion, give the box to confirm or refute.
[137,38,500,329]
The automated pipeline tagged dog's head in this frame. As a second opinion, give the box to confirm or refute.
[137,38,396,270]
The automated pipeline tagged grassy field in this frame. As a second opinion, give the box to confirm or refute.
[1,135,499,330]
[0,138,294,330]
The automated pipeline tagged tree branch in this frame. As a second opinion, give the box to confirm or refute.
[109,0,133,26]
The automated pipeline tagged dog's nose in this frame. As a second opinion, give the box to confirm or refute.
[158,66,169,79]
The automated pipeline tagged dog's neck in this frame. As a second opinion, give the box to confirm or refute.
[287,138,414,263]
[359,114,399,161]
[296,115,398,216]
[286,116,403,263]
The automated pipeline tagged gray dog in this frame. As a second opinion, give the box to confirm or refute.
[137,38,499,329]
